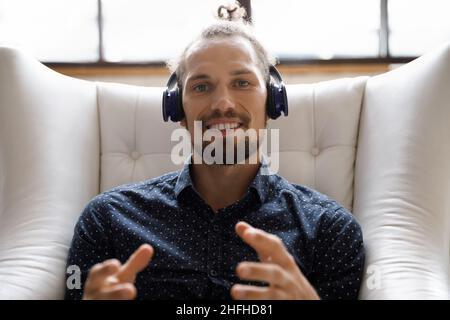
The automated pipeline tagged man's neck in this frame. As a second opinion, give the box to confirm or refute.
[190,159,260,213]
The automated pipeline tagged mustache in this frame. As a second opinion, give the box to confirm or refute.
[200,109,251,127]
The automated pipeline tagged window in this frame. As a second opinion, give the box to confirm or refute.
[0,0,98,62]
[0,0,448,64]
[252,0,380,60]
[389,0,450,56]
[101,0,218,62]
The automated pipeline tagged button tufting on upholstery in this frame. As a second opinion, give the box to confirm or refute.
[131,151,140,160]
[311,147,320,156]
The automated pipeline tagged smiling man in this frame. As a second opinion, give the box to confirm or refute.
[65,3,365,300]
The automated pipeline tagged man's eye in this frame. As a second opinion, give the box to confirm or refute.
[236,80,250,87]
[193,84,208,92]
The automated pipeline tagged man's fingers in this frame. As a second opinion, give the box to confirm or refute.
[117,244,154,282]
[83,244,153,299]
[235,221,295,268]
[236,262,290,288]
[85,259,121,293]
[93,283,137,300]
[235,221,252,240]
[231,284,286,300]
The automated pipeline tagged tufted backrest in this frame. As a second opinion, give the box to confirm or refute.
[97,83,181,192]
[268,78,367,211]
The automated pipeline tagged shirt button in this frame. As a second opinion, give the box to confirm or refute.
[213,225,220,232]
[311,147,320,156]
[209,270,218,277]
[131,151,140,160]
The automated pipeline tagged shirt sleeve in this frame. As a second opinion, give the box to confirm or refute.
[64,195,114,300]
[310,207,365,300]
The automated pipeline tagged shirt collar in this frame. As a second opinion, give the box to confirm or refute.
[174,154,274,203]
[174,156,195,198]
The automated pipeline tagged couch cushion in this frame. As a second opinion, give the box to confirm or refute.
[98,82,182,192]
[270,77,368,210]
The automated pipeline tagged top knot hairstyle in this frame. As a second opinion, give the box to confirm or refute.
[167,1,276,89]
[217,3,248,21]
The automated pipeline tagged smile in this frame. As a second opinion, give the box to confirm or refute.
[206,122,242,130]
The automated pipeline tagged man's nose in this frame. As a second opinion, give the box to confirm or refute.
[211,85,236,113]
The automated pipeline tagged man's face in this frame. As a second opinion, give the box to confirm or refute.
[181,36,268,163]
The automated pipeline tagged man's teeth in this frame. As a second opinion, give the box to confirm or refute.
[208,123,240,130]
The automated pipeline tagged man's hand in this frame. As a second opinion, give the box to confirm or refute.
[82,244,154,300]
[231,222,320,300]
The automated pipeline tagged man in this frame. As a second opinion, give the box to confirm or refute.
[65,5,365,300]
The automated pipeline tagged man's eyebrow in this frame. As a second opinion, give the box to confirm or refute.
[230,69,255,76]
[186,74,210,83]
[185,69,255,84]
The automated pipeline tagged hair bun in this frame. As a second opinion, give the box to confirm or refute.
[217,2,247,22]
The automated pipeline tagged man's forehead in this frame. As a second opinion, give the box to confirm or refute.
[183,37,262,81]
[186,62,256,77]
[185,37,258,68]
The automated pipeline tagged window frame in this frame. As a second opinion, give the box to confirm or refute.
[43,0,418,69]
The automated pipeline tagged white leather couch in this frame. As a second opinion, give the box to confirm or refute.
[1,43,449,299]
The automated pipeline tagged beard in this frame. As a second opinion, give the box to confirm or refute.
[189,108,264,165]
[204,134,260,165]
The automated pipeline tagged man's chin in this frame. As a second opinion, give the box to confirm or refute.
[200,142,260,165]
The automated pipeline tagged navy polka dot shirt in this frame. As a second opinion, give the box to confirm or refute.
[65,160,365,300]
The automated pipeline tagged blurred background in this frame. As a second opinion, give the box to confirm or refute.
[1,0,449,85]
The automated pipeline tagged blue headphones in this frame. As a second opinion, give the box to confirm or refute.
[162,65,288,122]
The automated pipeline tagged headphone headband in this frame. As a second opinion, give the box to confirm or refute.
[269,65,283,83]
[166,72,178,90]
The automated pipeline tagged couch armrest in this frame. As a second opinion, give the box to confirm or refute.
[0,46,99,299]
[354,42,450,299]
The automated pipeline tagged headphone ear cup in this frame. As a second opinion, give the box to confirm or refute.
[162,88,170,122]
[277,83,288,117]
[266,83,279,119]
[266,66,289,120]
[162,73,185,122]
[267,83,289,120]
[174,87,185,122]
